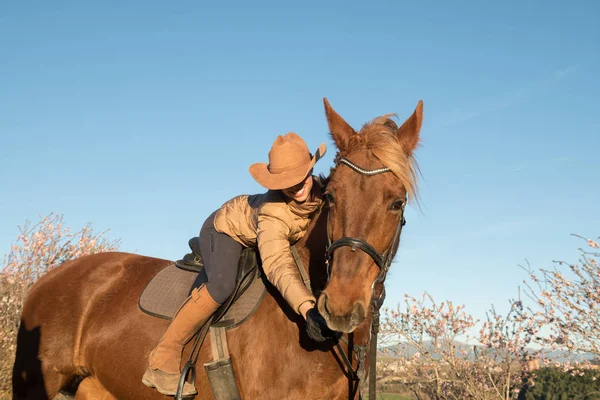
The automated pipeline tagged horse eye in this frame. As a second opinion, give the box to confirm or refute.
[323,192,335,204]
[390,200,404,211]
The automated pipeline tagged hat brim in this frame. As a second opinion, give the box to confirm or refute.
[249,143,327,190]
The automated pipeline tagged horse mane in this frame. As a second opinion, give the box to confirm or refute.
[323,114,420,201]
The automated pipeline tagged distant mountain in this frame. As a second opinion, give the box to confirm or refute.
[378,341,596,363]
[379,340,478,361]
[537,348,595,363]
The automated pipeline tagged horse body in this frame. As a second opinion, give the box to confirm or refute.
[15,250,353,400]
[13,98,423,399]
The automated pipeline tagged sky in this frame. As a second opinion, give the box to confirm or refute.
[1,0,599,322]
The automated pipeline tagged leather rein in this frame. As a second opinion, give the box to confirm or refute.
[325,156,407,400]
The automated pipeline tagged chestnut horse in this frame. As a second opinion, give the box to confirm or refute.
[12,98,423,400]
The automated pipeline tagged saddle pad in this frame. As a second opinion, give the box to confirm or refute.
[138,264,266,329]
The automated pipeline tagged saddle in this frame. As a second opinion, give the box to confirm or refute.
[175,236,205,272]
[138,236,266,329]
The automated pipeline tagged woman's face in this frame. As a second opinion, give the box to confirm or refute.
[282,173,313,203]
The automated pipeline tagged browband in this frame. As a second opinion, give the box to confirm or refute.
[339,158,391,176]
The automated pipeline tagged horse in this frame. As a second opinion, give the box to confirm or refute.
[12,98,423,400]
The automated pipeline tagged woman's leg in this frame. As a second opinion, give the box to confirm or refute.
[143,211,241,395]
[200,211,243,304]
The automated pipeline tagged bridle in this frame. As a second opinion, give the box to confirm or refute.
[325,157,407,296]
[323,156,407,400]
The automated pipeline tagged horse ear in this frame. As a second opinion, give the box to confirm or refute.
[396,100,423,157]
[323,98,355,152]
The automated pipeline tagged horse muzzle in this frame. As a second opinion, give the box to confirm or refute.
[317,293,366,333]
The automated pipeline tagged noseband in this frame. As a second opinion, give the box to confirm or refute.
[325,157,406,290]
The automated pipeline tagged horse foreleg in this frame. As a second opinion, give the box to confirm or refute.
[74,378,117,400]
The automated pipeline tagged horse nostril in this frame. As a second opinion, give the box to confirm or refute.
[322,294,331,316]
[352,302,366,323]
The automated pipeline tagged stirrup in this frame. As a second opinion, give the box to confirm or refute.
[175,360,196,400]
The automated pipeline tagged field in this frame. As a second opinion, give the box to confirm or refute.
[376,394,412,400]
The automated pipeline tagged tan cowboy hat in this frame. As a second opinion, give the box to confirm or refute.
[249,132,327,190]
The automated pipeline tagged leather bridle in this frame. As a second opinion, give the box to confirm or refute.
[325,157,406,297]
[323,156,407,400]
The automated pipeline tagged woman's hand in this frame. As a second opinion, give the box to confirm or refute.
[299,301,314,319]
[304,307,341,342]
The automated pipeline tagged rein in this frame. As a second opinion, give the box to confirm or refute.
[325,156,407,400]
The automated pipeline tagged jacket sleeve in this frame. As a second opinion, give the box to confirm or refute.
[257,206,316,314]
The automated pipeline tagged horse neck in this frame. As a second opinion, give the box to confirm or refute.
[295,205,328,296]
[240,201,373,396]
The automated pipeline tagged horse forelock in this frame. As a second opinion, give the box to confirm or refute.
[325,114,420,201]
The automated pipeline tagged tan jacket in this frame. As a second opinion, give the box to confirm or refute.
[213,177,323,313]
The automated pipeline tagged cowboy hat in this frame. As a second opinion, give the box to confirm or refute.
[249,132,327,190]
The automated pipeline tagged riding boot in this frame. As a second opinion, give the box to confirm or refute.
[142,285,220,396]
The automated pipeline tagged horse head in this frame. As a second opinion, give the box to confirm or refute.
[317,98,423,333]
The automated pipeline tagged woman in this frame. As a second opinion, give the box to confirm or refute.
[142,132,338,396]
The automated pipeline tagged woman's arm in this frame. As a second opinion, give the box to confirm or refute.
[256,208,316,316]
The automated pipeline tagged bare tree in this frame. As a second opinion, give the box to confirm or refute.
[523,235,600,364]
[0,213,120,396]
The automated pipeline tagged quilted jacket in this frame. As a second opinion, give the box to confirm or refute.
[213,177,323,314]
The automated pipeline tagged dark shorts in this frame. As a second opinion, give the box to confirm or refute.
[200,211,243,304]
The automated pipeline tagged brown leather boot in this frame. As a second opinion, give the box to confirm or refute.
[142,285,220,396]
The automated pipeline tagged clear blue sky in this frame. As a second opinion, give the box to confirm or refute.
[1,0,598,321]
